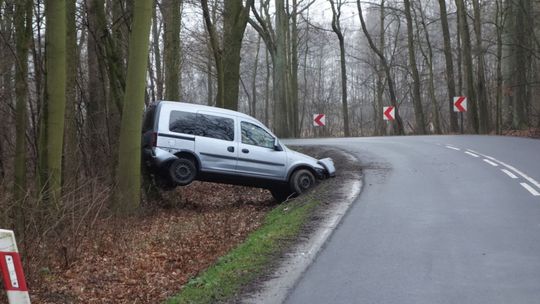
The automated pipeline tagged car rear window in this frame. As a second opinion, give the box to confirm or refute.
[169,111,234,141]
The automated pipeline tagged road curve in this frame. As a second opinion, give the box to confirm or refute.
[283,135,540,304]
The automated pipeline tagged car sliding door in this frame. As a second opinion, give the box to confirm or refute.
[237,121,286,180]
[194,112,238,173]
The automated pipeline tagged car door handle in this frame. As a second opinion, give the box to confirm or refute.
[242,149,249,154]
[227,146,235,152]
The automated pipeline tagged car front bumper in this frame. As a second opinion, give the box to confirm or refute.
[317,158,336,178]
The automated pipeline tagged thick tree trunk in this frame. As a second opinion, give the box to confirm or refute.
[116,0,153,214]
[404,0,426,134]
[163,0,181,101]
[222,0,252,111]
[44,0,67,203]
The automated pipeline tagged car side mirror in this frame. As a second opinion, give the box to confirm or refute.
[274,139,283,151]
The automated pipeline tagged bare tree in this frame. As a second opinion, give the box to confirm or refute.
[328,0,350,137]
[356,0,404,134]
[404,0,426,134]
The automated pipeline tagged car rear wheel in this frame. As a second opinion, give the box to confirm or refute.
[290,169,316,195]
[168,158,197,186]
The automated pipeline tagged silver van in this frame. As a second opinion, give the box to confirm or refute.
[142,101,335,202]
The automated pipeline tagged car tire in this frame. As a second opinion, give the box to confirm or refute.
[270,187,293,203]
[168,158,197,186]
[290,169,316,195]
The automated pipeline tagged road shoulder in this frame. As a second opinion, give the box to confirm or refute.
[242,146,363,304]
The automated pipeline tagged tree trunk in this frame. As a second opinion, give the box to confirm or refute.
[251,36,261,117]
[152,2,163,100]
[162,0,181,101]
[115,0,153,214]
[14,0,32,202]
[329,0,350,137]
[222,0,253,111]
[86,0,109,173]
[456,0,479,133]
[274,0,290,137]
[201,0,224,107]
[437,0,459,133]
[288,0,300,137]
[472,0,490,133]
[375,0,386,136]
[495,0,503,133]
[44,0,67,203]
[416,1,441,133]
[63,0,79,187]
[404,0,426,134]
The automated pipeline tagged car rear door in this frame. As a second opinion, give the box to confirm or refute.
[236,121,287,180]
[194,111,238,174]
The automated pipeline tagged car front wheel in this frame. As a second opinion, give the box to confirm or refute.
[168,158,197,186]
[290,169,316,195]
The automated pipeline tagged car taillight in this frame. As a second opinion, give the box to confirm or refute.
[152,132,157,147]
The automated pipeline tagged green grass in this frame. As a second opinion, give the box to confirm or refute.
[165,191,322,304]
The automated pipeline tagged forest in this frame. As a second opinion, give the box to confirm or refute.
[0,0,539,300]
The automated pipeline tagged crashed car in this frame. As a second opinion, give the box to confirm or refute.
[142,101,335,202]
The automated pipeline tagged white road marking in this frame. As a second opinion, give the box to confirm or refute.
[464,151,479,158]
[445,145,460,151]
[483,159,499,167]
[470,150,540,190]
[501,169,518,179]
[520,183,540,196]
[445,145,540,194]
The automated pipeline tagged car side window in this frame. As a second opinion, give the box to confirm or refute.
[241,121,275,149]
[169,111,234,141]
[169,111,200,135]
[197,113,234,141]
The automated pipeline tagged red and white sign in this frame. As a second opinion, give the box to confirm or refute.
[383,106,395,121]
[0,229,30,304]
[453,96,468,112]
[313,114,326,126]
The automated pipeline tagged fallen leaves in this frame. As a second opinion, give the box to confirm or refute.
[28,182,274,304]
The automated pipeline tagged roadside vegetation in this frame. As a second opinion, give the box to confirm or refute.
[166,186,323,304]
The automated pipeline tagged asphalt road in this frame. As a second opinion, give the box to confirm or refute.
[283,135,540,304]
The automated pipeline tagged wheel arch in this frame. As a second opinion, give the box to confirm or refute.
[286,164,318,182]
[170,151,201,171]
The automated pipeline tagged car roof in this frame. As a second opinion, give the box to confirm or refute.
[157,100,257,122]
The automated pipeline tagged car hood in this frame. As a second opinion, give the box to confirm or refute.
[285,147,322,167]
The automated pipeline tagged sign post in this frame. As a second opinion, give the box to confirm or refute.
[453,96,468,133]
[0,230,31,304]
